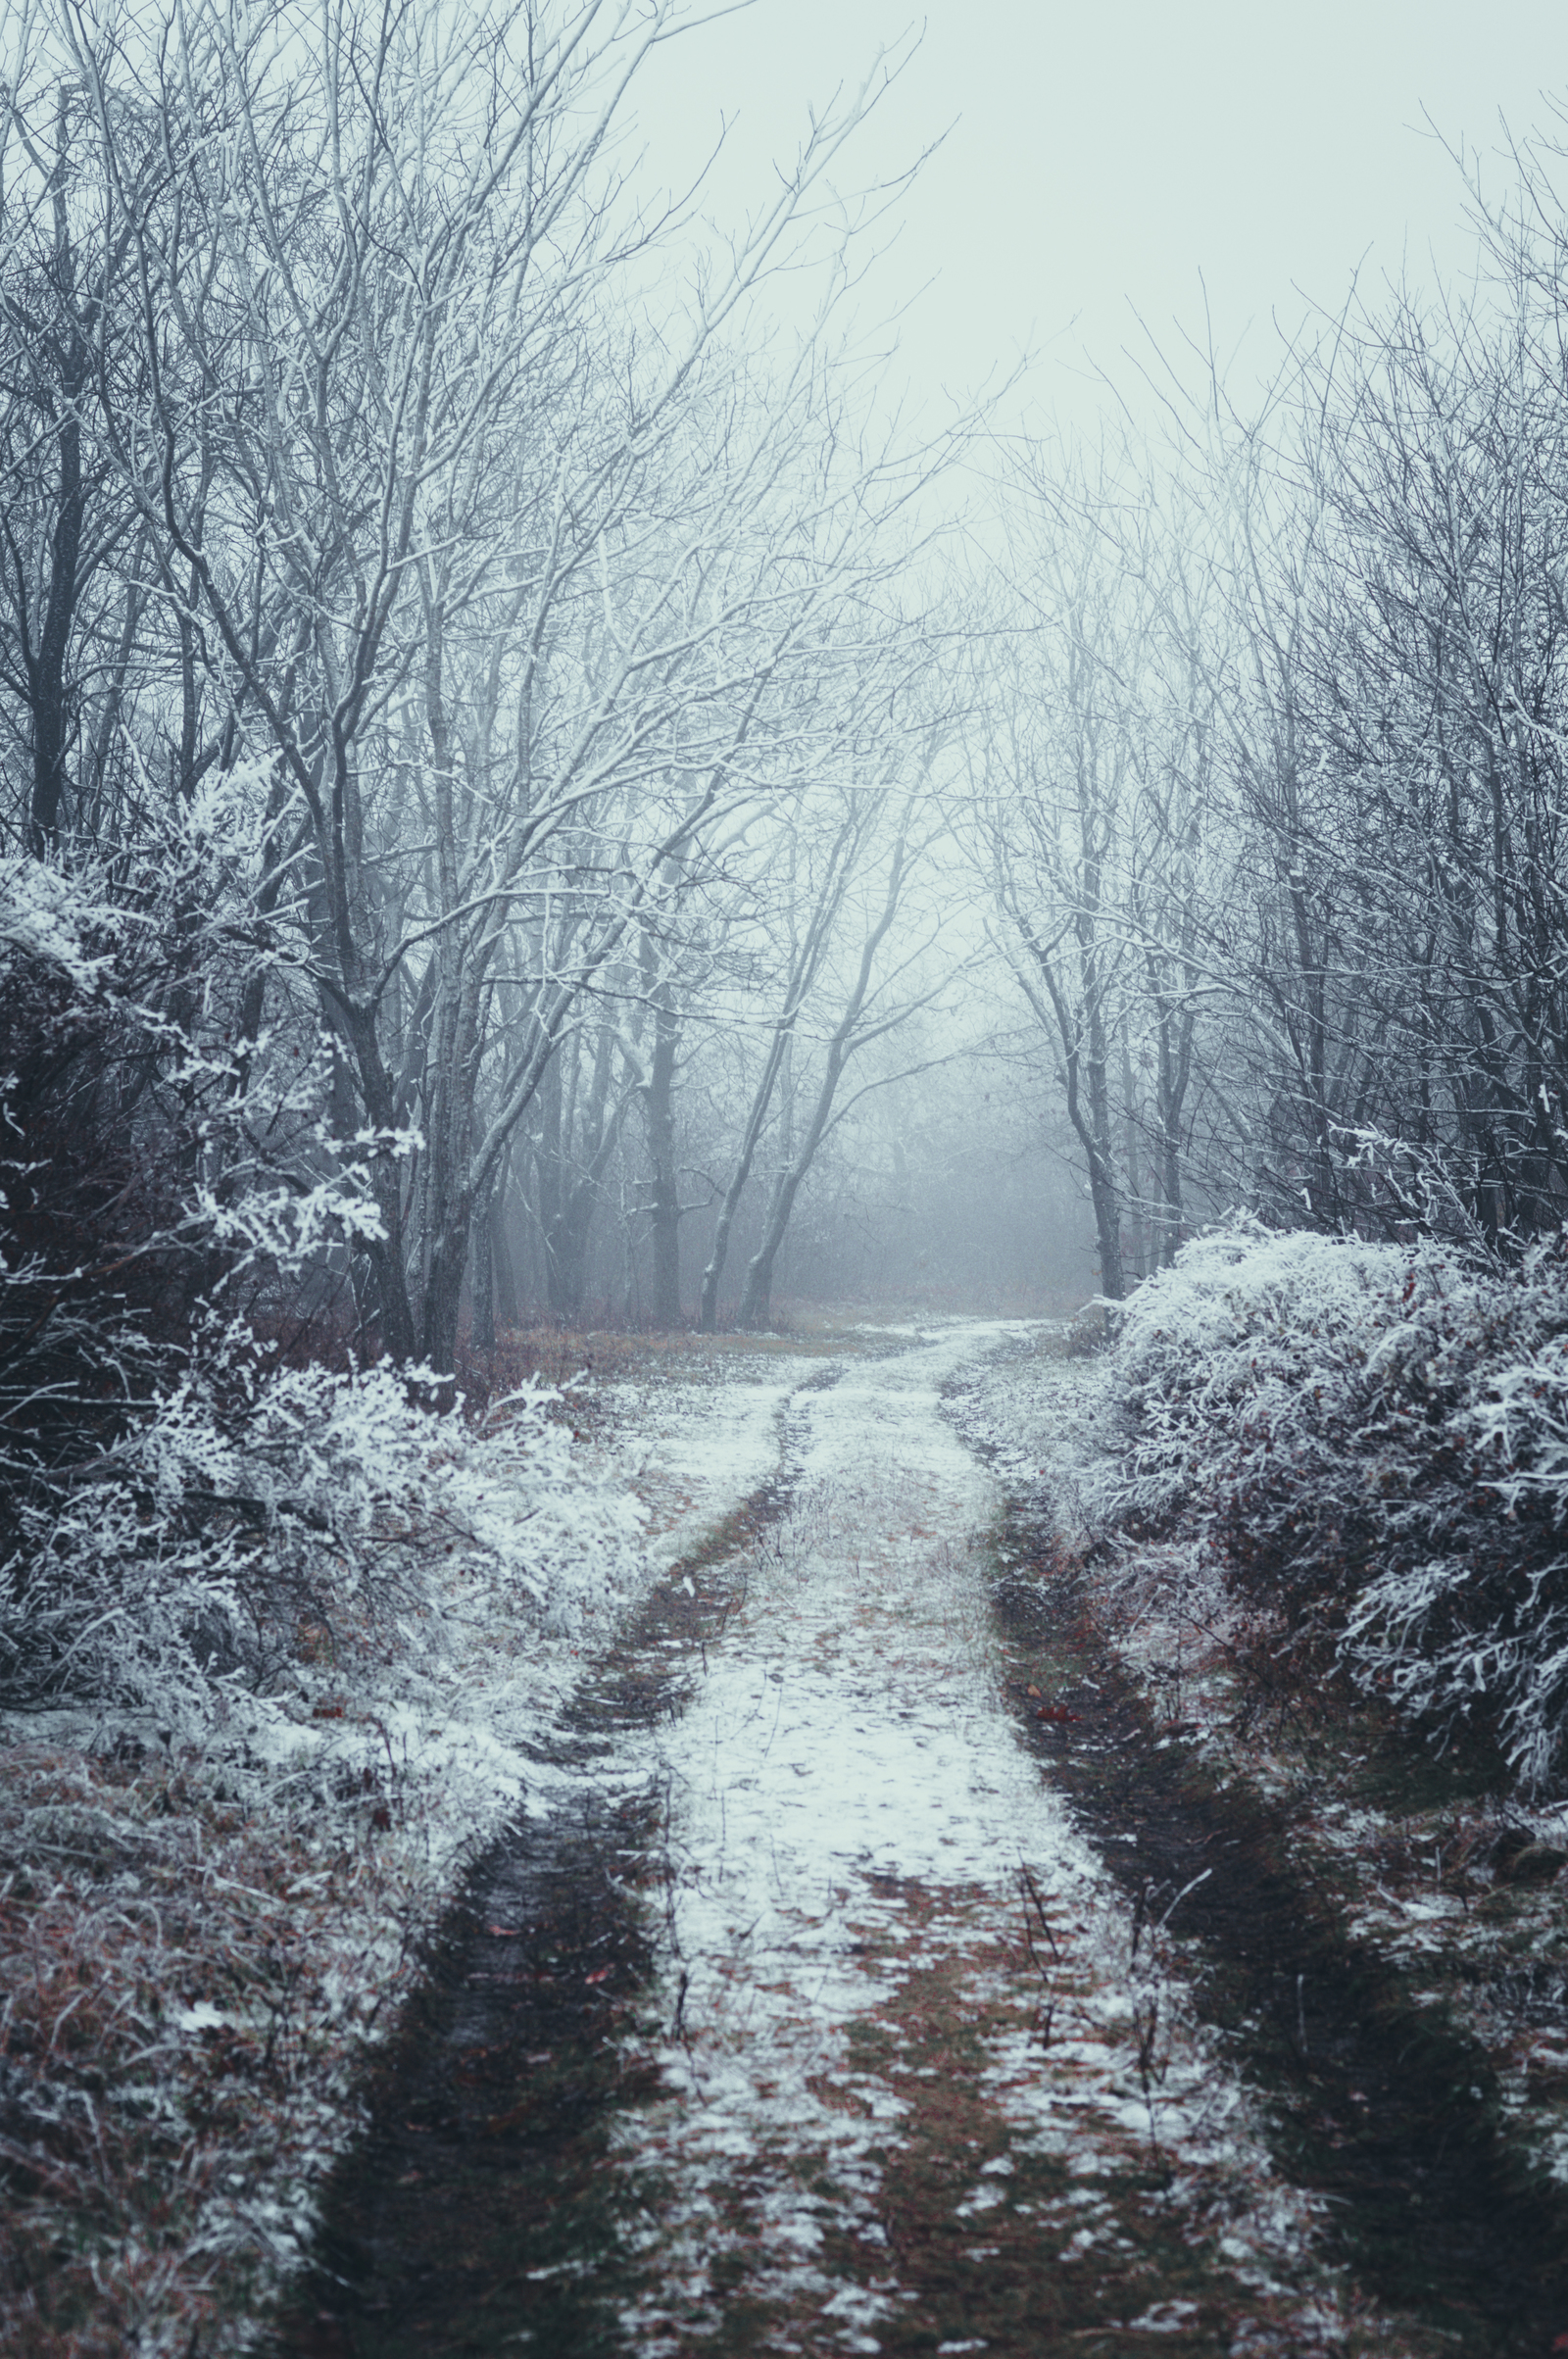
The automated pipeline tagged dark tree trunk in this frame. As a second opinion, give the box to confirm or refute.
[636,916,683,1331]
[737,1032,795,1328]
[18,332,89,855]
[470,1182,495,1350]
[339,1001,419,1364]
[645,994,681,1328]
[738,827,908,1327]
[492,1159,520,1330]
[536,1028,624,1322]
[699,1017,791,1333]
[1121,1027,1146,1284]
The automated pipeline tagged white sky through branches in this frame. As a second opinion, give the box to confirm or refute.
[632,0,1568,431]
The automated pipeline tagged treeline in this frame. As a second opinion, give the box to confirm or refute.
[16,0,1568,1741]
[28,2,1568,1373]
[971,127,1568,1791]
[976,127,1568,1291]
[0,0,976,1401]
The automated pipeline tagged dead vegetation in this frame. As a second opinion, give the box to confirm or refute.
[0,1734,455,2355]
[0,1326,811,2353]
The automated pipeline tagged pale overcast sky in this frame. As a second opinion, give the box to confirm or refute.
[630,0,1568,432]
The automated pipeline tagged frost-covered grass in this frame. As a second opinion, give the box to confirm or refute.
[0,1726,445,2354]
[0,1338,795,2354]
[1075,1222,1568,1791]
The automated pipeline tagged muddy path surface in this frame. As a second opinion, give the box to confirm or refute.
[280,1435,815,2359]
[279,1328,1568,2358]
[983,1508,1568,2356]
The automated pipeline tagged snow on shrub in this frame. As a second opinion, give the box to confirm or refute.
[2,1334,645,1728]
[0,864,659,2342]
[0,853,645,1739]
[0,851,117,990]
[1094,1220,1568,1789]
[1099,1222,1413,1536]
[0,1351,650,2354]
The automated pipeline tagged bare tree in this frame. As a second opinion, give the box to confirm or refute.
[696,788,878,1330]
[736,775,951,1328]
[973,449,1156,1300]
[35,0,941,1367]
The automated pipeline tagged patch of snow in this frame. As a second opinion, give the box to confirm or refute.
[591,1357,796,1570]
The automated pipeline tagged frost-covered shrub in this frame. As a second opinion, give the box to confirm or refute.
[3,1338,643,1722]
[1101,1223,1413,1539]
[0,854,643,1728]
[1096,1220,1568,1789]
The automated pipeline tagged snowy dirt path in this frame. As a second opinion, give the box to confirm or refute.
[596,1328,1360,2359]
[291,1325,1412,2359]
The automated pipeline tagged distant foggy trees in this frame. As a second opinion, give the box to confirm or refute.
[18,0,1568,1362]
[976,132,1568,1282]
[698,779,896,1334]
[972,450,1229,1297]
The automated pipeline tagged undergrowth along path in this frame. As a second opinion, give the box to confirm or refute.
[947,1334,1568,2359]
[981,1518,1568,2354]
[283,1321,1550,2358]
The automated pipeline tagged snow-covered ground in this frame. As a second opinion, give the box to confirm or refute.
[17,1312,1544,2353]
[589,1349,797,1573]
[0,1348,797,2353]
[593,1324,1353,2352]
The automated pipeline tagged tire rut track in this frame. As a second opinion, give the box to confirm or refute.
[983,1487,1568,2357]
[276,1388,828,2358]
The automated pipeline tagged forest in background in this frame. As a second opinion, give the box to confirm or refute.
[8,0,1568,1745]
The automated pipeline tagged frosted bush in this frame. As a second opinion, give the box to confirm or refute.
[0,851,117,989]
[1093,1221,1568,1789]
[2,1333,644,1727]
[0,854,647,1732]
[1098,1222,1413,1535]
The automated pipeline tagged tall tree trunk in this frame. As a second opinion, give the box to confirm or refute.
[737,811,910,1326]
[492,1152,520,1330]
[699,807,866,1330]
[1155,1007,1184,1266]
[535,1028,625,1321]
[738,1033,796,1327]
[1081,1021,1125,1301]
[699,1022,791,1332]
[644,967,681,1329]
[20,322,89,855]
[1012,920,1125,1304]
[470,1179,496,1351]
[1120,1027,1146,1283]
[538,1053,570,1318]
[631,897,687,1332]
[339,1002,419,1363]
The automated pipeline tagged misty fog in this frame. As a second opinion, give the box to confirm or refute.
[6,0,1566,1356]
